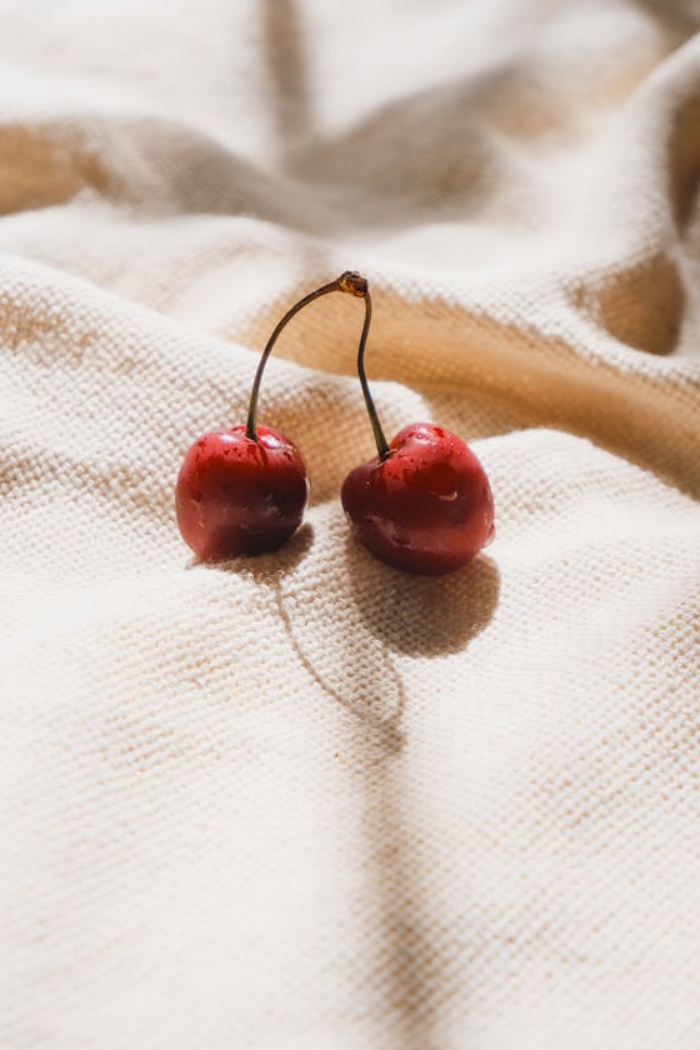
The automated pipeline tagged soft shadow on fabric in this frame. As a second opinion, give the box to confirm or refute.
[213,521,404,749]
[571,252,686,357]
[346,533,500,657]
[666,90,700,232]
[629,0,700,50]
[275,579,406,755]
[188,508,490,1044]
[261,0,311,157]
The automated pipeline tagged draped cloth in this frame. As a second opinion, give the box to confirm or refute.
[2,2,700,1047]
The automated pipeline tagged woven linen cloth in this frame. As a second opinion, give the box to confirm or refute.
[2,2,700,1047]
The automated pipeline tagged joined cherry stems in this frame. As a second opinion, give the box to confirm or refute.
[245,271,390,461]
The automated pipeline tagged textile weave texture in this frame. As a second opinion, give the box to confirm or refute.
[1,2,700,1047]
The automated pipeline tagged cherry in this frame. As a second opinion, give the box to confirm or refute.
[341,284,495,575]
[175,424,308,560]
[176,272,367,561]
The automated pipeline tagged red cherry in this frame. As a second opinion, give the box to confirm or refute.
[342,422,494,575]
[175,271,368,561]
[176,424,308,561]
[340,284,495,574]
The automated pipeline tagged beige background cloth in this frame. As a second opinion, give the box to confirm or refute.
[1,1,700,1047]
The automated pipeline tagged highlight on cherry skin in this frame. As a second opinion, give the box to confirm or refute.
[340,285,495,575]
[175,271,368,562]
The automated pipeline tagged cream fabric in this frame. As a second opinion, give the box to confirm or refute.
[2,1,700,1047]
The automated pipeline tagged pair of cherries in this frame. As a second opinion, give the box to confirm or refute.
[175,272,495,575]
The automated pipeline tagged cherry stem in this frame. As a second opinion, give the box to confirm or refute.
[246,278,339,439]
[356,289,390,461]
[246,271,373,441]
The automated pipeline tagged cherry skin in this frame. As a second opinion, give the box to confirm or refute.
[342,422,494,575]
[175,424,308,561]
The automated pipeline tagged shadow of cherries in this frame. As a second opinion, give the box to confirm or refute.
[198,514,499,751]
[346,532,500,658]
